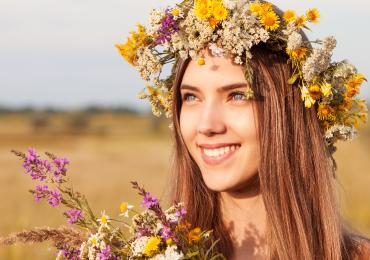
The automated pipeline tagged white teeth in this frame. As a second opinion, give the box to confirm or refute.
[203,145,239,158]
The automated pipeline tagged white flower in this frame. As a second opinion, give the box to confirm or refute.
[302,36,337,82]
[97,210,110,228]
[208,43,225,57]
[119,202,134,218]
[324,124,358,143]
[223,0,248,10]
[88,234,99,246]
[287,32,303,51]
[149,245,184,260]
[130,236,150,257]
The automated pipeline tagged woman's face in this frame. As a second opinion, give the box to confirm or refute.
[179,51,261,192]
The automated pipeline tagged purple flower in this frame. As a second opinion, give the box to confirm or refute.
[141,192,159,209]
[97,245,112,260]
[160,225,172,240]
[53,157,69,180]
[175,207,187,218]
[26,147,38,161]
[29,170,46,181]
[59,248,81,260]
[155,9,179,44]
[34,185,49,202]
[48,189,62,207]
[66,208,83,224]
[22,147,50,181]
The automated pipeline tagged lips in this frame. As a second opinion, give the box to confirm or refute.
[198,143,241,166]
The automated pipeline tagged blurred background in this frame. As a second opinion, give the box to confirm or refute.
[0,0,369,258]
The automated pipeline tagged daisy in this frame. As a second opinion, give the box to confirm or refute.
[119,202,134,218]
[97,210,110,228]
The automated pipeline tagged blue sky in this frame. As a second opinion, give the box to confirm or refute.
[0,0,369,111]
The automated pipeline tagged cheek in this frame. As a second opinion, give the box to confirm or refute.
[179,108,198,147]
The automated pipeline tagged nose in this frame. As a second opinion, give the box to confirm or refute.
[197,101,227,136]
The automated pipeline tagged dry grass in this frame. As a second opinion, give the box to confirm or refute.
[0,112,369,259]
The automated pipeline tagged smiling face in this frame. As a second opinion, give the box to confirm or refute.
[179,51,260,192]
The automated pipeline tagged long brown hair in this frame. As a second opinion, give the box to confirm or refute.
[167,42,368,259]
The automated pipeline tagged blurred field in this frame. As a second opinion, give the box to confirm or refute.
[0,112,369,259]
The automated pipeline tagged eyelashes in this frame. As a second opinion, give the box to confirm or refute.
[181,91,248,102]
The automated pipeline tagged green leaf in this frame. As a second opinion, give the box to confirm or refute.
[288,73,299,85]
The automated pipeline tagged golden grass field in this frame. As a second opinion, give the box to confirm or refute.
[0,112,369,259]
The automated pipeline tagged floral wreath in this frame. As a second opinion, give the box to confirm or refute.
[115,0,368,148]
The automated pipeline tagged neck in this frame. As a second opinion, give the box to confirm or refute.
[220,176,268,259]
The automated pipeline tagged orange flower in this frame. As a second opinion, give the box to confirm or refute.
[317,103,336,121]
[283,9,297,23]
[309,84,322,100]
[287,47,308,61]
[188,227,202,244]
[295,15,306,27]
[306,8,320,24]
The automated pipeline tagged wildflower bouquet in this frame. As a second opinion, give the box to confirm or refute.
[1,148,225,260]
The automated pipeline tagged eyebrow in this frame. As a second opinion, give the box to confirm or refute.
[180,83,249,93]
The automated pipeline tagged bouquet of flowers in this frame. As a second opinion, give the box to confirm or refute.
[0,148,225,260]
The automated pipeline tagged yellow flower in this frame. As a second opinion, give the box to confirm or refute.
[283,10,297,23]
[166,238,174,246]
[306,8,320,24]
[249,2,262,16]
[88,234,99,246]
[301,86,316,108]
[346,74,365,89]
[320,82,332,97]
[196,0,208,5]
[172,8,180,17]
[287,47,308,61]
[317,103,336,121]
[119,202,134,218]
[176,220,192,232]
[97,210,110,227]
[260,2,273,16]
[345,74,365,98]
[212,2,228,22]
[261,11,280,31]
[195,0,211,20]
[309,84,322,100]
[295,15,306,27]
[115,24,150,65]
[143,236,161,257]
[338,96,353,111]
[208,17,219,28]
[197,57,206,65]
[188,227,202,244]
[250,2,272,17]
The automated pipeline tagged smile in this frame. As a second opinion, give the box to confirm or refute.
[198,144,241,166]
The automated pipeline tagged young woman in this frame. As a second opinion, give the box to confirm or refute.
[116,0,370,258]
[168,44,370,259]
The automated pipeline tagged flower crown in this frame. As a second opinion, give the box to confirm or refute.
[115,0,368,146]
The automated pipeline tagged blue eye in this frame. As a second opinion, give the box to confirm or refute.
[182,93,197,102]
[230,91,247,101]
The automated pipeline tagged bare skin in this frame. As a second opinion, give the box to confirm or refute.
[180,49,268,259]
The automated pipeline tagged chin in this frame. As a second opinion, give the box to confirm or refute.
[200,168,259,193]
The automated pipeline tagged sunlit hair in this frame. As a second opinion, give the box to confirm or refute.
[167,41,368,259]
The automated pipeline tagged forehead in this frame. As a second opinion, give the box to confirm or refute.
[181,53,248,89]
